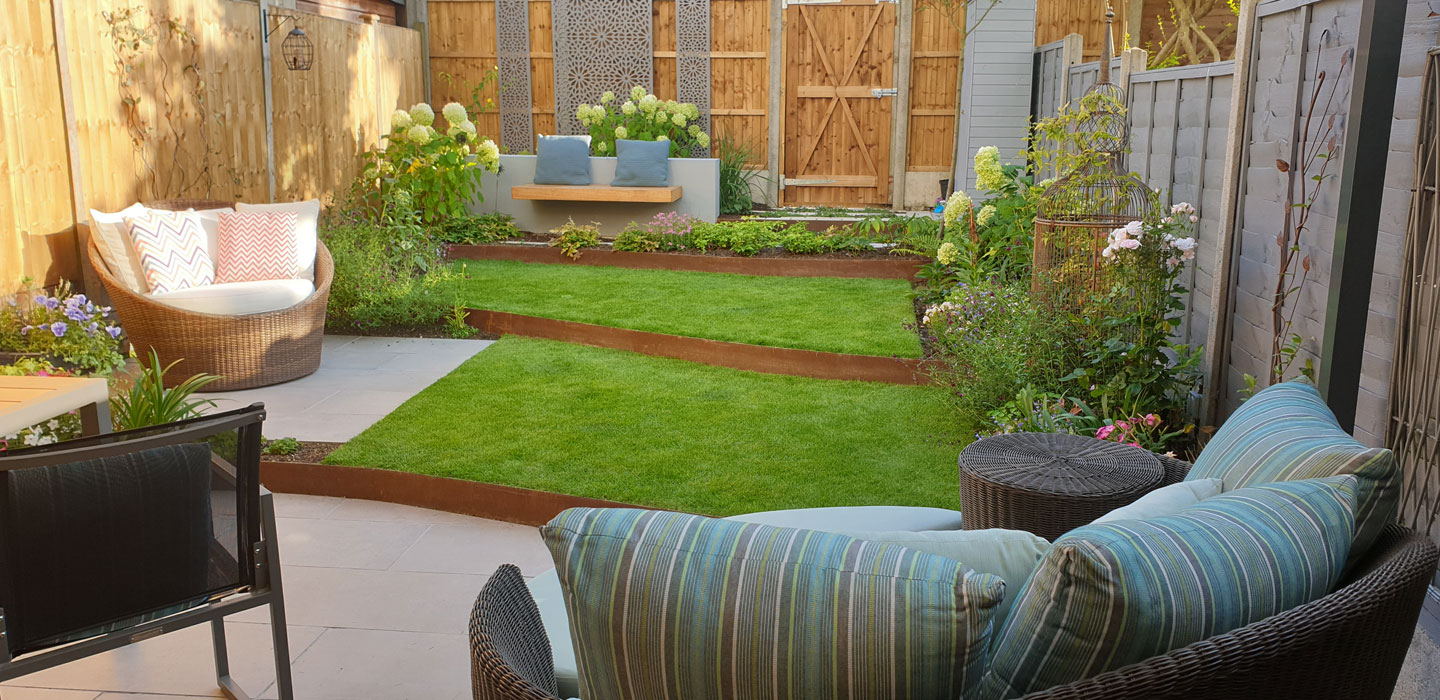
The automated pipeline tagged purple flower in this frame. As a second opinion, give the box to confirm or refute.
[105,325,122,339]
[42,297,59,311]
[19,325,32,336]
[49,322,67,337]
[85,322,99,336]
[65,307,88,322]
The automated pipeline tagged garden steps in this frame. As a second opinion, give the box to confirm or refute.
[449,243,924,279]
[463,308,933,385]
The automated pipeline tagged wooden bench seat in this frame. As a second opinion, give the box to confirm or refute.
[510,184,683,203]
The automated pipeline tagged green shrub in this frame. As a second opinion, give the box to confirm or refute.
[262,436,301,456]
[437,213,522,244]
[322,214,453,331]
[355,102,500,223]
[549,219,602,258]
[613,226,662,252]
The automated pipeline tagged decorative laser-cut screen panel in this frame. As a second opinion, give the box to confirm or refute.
[495,0,534,152]
[676,0,711,156]
[552,0,654,136]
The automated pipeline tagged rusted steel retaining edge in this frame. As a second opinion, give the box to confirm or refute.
[466,309,931,385]
[449,243,924,280]
[260,461,643,526]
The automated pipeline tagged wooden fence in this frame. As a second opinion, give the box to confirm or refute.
[427,0,979,207]
[1,0,423,294]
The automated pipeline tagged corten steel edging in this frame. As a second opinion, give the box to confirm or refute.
[448,244,924,280]
[465,309,932,385]
[259,461,645,526]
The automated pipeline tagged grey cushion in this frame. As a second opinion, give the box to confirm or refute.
[610,139,671,187]
[534,135,592,185]
[726,504,965,532]
[528,569,580,699]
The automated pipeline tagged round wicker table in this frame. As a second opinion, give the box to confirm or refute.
[958,432,1164,540]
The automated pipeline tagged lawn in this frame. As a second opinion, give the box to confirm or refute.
[448,259,921,357]
[326,337,969,515]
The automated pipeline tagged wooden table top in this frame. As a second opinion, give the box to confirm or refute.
[0,375,109,437]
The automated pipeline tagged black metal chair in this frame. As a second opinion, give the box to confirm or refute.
[0,404,293,700]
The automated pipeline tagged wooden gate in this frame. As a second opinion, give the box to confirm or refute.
[782,0,896,206]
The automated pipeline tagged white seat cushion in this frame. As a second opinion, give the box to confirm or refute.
[147,278,315,315]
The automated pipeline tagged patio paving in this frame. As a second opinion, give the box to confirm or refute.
[0,493,1431,699]
[197,336,493,443]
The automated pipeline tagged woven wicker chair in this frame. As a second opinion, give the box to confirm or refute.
[87,199,332,391]
[468,525,1437,700]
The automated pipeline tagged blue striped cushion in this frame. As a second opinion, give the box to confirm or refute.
[977,476,1357,699]
[542,508,1005,700]
[1186,379,1399,565]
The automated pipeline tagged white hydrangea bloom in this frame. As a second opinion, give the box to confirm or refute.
[614,126,628,139]
[672,113,687,128]
[391,109,413,131]
[596,141,609,153]
[406,125,432,145]
[638,95,659,113]
[621,101,637,115]
[601,90,616,103]
[688,124,701,137]
[477,139,500,172]
[630,85,646,101]
[656,135,669,142]
[442,102,468,125]
[409,103,435,127]
[694,132,708,148]
[942,190,971,228]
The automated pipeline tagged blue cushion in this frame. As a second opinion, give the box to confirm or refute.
[977,476,1357,699]
[1186,378,1400,568]
[533,135,591,185]
[610,139,671,187]
[543,507,1005,700]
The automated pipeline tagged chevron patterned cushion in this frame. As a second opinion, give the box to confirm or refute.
[124,210,214,294]
[977,476,1358,699]
[543,508,1005,700]
[214,212,298,284]
[1185,378,1400,568]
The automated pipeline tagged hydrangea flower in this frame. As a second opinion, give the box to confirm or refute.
[974,145,1007,191]
[613,126,628,139]
[672,113,687,128]
[688,124,701,137]
[621,101,637,115]
[942,190,971,228]
[694,132,708,148]
[630,85,646,101]
[476,139,501,172]
[597,141,609,153]
[638,95,659,113]
[409,103,435,127]
[442,102,468,125]
[976,204,996,228]
[406,125,432,145]
[936,241,959,266]
[654,111,668,124]
[656,135,669,142]
[576,104,593,121]
[683,103,700,120]
[601,90,616,103]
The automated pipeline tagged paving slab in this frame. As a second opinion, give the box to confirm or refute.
[197,336,492,442]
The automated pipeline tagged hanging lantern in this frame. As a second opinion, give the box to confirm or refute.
[281,27,313,71]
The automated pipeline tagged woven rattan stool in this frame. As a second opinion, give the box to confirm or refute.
[958,432,1163,540]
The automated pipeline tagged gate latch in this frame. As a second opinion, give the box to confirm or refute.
[871,88,898,98]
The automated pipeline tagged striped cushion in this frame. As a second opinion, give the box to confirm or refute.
[89,204,151,292]
[1186,379,1399,566]
[215,212,298,283]
[543,508,1005,700]
[125,210,214,294]
[977,476,1357,699]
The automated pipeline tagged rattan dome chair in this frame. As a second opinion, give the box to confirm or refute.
[469,524,1437,700]
[86,199,332,391]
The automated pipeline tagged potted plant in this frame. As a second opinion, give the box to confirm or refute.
[0,281,125,377]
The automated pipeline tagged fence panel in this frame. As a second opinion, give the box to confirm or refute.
[1,0,424,293]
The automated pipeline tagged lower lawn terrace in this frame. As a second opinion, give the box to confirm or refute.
[0,0,1437,699]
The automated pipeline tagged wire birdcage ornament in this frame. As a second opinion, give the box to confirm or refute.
[1031,4,1156,304]
[281,27,314,71]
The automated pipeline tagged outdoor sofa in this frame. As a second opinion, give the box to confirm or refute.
[469,380,1438,699]
[87,198,331,390]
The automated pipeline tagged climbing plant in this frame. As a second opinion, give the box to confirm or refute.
[1147,0,1239,68]
[101,6,221,200]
